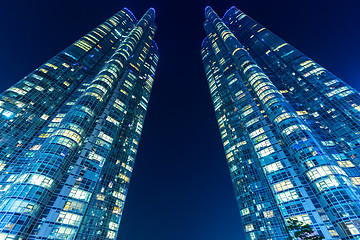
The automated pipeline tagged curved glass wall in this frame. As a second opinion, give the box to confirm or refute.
[202,6,360,240]
[0,8,159,240]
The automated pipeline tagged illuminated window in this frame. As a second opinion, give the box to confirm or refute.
[324,79,338,86]
[69,188,91,202]
[49,226,76,239]
[249,128,264,138]
[276,190,299,203]
[52,118,63,122]
[84,92,103,100]
[92,84,107,93]
[113,191,125,200]
[264,161,283,174]
[32,74,43,81]
[27,174,54,189]
[273,180,293,192]
[326,86,349,97]
[315,176,339,191]
[241,208,250,216]
[245,117,260,127]
[321,141,335,146]
[119,173,129,182]
[273,43,288,51]
[296,111,308,116]
[245,224,254,232]
[282,124,311,136]
[0,199,38,214]
[35,86,44,91]
[340,221,360,235]
[288,214,312,225]
[350,177,360,186]
[41,114,49,120]
[337,161,355,168]
[30,145,42,151]
[121,163,133,172]
[98,132,113,143]
[63,200,85,213]
[52,129,81,143]
[45,63,58,69]
[39,133,50,138]
[242,108,253,117]
[107,231,116,239]
[254,139,271,151]
[257,146,274,158]
[307,165,346,181]
[8,87,27,95]
[55,137,77,149]
[15,101,25,108]
[57,212,82,226]
[109,222,119,230]
[96,194,105,201]
[120,89,128,95]
[106,116,120,126]
[264,210,274,218]
[88,151,105,163]
[329,229,339,236]
[2,110,14,118]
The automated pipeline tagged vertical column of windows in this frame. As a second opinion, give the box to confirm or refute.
[226,8,360,192]
[218,7,360,239]
[202,33,292,239]
[75,27,158,240]
[0,9,156,240]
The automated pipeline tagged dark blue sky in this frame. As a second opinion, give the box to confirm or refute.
[0,0,360,239]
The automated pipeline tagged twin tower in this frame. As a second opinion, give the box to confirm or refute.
[0,6,359,240]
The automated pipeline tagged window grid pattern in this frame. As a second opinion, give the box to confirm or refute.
[0,8,158,240]
[202,6,360,240]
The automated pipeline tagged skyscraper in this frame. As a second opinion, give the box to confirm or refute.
[0,7,158,240]
[202,6,360,240]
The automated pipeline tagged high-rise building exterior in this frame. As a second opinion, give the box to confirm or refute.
[0,8,158,240]
[202,6,360,240]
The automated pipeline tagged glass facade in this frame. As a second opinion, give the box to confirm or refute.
[0,8,158,240]
[201,6,360,240]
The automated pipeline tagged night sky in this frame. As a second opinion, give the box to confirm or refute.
[0,0,360,239]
